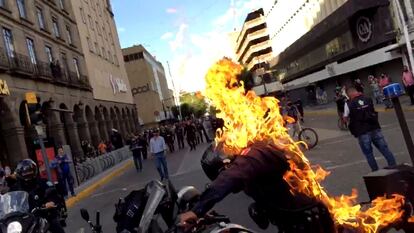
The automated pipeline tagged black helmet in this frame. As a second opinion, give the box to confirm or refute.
[201,143,232,181]
[15,159,38,182]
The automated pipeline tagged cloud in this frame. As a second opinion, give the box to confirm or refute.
[166,8,178,14]
[118,27,126,33]
[161,32,173,40]
[169,24,188,52]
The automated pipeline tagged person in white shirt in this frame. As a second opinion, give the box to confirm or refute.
[150,129,169,180]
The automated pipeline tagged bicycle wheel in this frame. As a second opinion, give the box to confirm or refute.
[299,128,318,149]
[75,166,85,183]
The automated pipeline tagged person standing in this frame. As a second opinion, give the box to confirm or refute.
[185,121,197,151]
[165,127,175,153]
[354,78,364,93]
[344,87,397,171]
[53,147,75,197]
[98,140,107,155]
[150,129,169,180]
[379,73,393,109]
[130,134,142,172]
[138,134,148,160]
[110,129,124,149]
[402,65,414,105]
[368,75,382,104]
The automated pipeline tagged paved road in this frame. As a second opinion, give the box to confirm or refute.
[67,110,414,233]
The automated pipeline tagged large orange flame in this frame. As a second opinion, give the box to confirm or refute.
[204,58,407,233]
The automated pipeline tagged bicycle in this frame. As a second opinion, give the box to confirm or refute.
[285,105,318,149]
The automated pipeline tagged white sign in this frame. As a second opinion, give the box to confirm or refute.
[356,16,372,43]
[110,75,128,94]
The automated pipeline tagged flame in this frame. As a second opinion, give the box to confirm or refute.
[409,216,414,223]
[204,58,407,233]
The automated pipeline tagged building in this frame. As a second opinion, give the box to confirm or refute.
[263,0,405,105]
[123,45,175,127]
[235,8,272,72]
[71,0,133,105]
[0,0,139,166]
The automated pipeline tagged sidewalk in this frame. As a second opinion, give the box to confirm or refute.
[66,158,133,208]
[305,95,414,116]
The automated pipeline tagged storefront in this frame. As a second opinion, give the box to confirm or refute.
[272,0,402,105]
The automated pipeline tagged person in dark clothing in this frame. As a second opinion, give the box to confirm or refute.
[343,87,397,171]
[138,134,148,160]
[179,143,334,233]
[196,122,204,143]
[129,134,143,172]
[110,129,124,149]
[175,123,185,149]
[185,122,197,151]
[354,78,364,93]
[294,99,304,122]
[165,128,175,153]
[11,159,66,233]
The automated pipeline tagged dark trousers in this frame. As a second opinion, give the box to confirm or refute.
[407,85,414,104]
[167,141,175,152]
[132,149,142,171]
[59,172,75,197]
[187,137,196,150]
[177,136,185,149]
[48,217,66,233]
[142,147,148,160]
[198,132,204,143]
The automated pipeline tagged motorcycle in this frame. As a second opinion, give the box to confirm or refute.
[0,191,51,233]
[80,180,256,233]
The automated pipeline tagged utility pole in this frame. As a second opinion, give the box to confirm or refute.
[167,61,183,120]
[394,0,414,73]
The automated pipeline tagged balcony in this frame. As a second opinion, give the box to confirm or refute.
[0,47,91,90]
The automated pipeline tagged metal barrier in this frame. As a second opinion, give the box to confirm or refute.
[73,146,132,185]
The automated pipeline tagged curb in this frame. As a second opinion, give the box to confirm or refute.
[66,160,133,208]
[306,106,414,116]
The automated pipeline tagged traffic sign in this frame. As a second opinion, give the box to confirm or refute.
[25,92,37,104]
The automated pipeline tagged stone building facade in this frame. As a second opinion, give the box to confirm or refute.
[0,0,139,166]
[123,45,174,127]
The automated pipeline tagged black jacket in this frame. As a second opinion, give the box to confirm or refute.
[348,95,380,137]
[192,145,315,218]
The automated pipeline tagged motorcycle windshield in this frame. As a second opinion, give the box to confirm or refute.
[0,191,30,218]
[138,181,166,233]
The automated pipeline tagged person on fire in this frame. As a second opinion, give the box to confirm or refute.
[179,141,335,232]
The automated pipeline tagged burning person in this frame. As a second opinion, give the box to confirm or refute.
[180,59,408,233]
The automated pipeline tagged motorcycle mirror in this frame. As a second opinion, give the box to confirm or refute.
[80,209,90,222]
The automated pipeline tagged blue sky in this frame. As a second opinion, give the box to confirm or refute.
[111,0,264,92]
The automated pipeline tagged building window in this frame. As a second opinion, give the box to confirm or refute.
[88,16,94,30]
[16,0,26,18]
[52,17,60,38]
[65,25,72,44]
[80,8,86,23]
[0,0,5,8]
[2,28,15,59]
[73,58,80,79]
[86,37,93,51]
[58,0,65,10]
[45,46,53,63]
[36,7,46,30]
[94,42,100,55]
[26,38,37,64]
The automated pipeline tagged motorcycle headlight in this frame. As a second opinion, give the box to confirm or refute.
[7,221,22,233]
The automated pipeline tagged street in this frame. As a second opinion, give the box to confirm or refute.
[67,110,414,233]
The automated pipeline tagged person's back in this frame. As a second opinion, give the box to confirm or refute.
[347,95,380,138]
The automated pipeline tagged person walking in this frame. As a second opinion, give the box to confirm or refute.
[402,65,414,105]
[149,129,169,180]
[53,147,75,198]
[98,139,107,155]
[344,87,397,172]
[130,134,142,172]
[379,73,393,109]
[175,123,185,149]
[185,121,197,151]
[138,134,148,160]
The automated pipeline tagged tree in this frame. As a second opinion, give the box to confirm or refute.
[179,92,208,118]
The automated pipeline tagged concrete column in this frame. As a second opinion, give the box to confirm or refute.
[404,0,414,25]
[63,113,84,159]
[112,119,119,132]
[98,120,109,141]
[77,121,92,143]
[46,104,66,146]
[106,120,114,136]
[88,121,100,147]
[119,119,127,138]
[124,116,132,134]
[2,126,28,166]
[129,117,136,133]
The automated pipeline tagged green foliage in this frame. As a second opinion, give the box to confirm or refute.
[180,92,208,118]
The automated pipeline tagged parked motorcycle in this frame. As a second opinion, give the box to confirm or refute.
[80,180,256,233]
[0,191,52,233]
